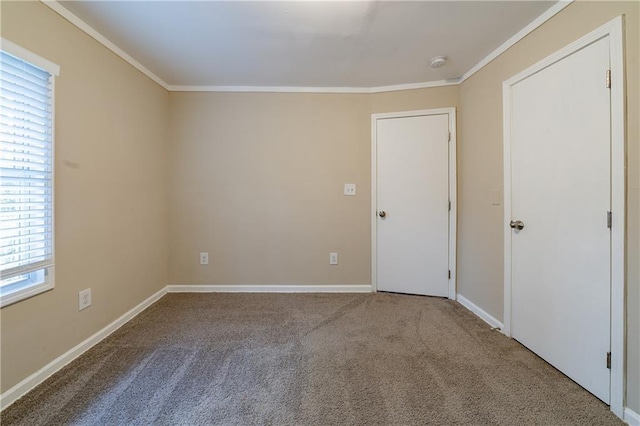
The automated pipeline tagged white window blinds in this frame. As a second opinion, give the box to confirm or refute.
[0,50,54,282]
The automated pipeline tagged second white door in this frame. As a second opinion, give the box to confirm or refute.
[508,36,611,403]
[375,113,451,297]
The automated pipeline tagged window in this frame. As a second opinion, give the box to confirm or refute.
[1,40,59,307]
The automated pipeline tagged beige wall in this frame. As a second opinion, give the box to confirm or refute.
[168,92,372,285]
[0,1,169,393]
[168,87,459,286]
[457,1,639,412]
[370,86,459,114]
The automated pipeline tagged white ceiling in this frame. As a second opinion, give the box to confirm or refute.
[58,1,557,89]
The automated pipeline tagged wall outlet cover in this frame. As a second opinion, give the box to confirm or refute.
[344,184,356,196]
[79,288,92,311]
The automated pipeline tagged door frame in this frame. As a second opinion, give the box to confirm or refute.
[371,108,457,299]
[502,16,625,417]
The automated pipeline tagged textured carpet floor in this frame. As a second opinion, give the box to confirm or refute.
[1,293,622,425]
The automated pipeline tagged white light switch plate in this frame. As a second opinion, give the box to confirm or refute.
[344,184,356,196]
[491,190,501,205]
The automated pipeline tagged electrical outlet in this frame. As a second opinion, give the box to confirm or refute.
[329,252,338,265]
[79,288,92,311]
[200,252,209,265]
[343,183,356,196]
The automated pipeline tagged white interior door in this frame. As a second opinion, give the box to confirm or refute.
[376,113,450,297]
[509,36,611,403]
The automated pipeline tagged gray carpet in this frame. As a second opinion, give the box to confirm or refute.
[1,293,622,425]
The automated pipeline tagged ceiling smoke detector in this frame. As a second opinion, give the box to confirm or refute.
[429,56,447,68]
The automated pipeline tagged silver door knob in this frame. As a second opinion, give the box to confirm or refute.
[379,211,387,218]
[510,220,524,230]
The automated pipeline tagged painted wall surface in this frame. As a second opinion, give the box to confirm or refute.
[0,1,169,393]
[168,92,371,286]
[167,87,459,286]
[457,1,639,412]
[370,86,459,114]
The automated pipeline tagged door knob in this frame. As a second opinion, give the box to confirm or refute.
[379,211,387,218]
[510,220,525,230]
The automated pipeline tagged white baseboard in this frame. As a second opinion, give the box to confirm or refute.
[167,284,373,293]
[0,287,167,411]
[456,293,504,331]
[626,408,640,426]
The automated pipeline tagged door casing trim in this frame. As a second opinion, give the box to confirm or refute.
[502,16,625,418]
[371,107,457,299]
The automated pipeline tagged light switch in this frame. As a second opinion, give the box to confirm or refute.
[491,190,501,205]
[344,183,356,196]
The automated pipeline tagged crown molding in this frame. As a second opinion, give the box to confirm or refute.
[40,0,572,94]
[167,79,461,94]
[459,0,573,83]
[41,0,170,90]
[368,79,461,93]
[166,85,371,94]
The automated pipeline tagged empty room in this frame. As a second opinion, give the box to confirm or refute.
[0,0,638,424]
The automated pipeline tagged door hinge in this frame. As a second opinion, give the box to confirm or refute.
[448,131,451,142]
[448,270,451,279]
[448,200,451,211]
[606,70,611,88]
[606,351,611,369]
[607,211,612,229]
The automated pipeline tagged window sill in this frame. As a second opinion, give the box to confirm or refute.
[0,269,55,308]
